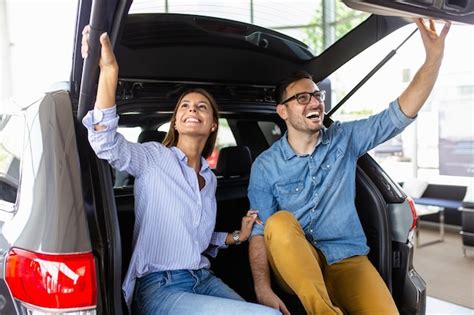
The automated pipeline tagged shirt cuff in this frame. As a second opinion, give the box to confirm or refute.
[82,106,118,131]
[389,99,416,129]
[210,232,228,248]
[250,223,264,238]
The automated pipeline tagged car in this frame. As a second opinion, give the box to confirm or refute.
[0,0,473,314]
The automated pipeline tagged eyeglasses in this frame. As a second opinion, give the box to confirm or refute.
[281,90,326,105]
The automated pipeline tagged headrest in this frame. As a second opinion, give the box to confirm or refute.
[215,146,252,178]
[138,130,167,143]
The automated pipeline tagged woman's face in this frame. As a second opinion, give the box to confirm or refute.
[174,92,217,138]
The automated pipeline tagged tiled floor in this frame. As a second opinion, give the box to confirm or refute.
[427,297,474,314]
[414,226,474,309]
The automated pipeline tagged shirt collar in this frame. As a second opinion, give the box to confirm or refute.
[171,146,210,172]
[279,128,329,160]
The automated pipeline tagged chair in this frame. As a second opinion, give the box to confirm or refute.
[212,145,256,302]
[214,145,252,204]
[137,130,167,144]
[215,145,252,178]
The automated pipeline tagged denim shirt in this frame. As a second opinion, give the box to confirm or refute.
[249,100,415,264]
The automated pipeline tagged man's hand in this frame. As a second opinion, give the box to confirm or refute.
[256,289,291,315]
[415,18,450,66]
[398,18,450,118]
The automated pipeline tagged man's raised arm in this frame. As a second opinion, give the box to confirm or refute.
[398,18,450,118]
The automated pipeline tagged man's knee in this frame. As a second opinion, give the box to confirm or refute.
[265,211,296,231]
[264,211,301,244]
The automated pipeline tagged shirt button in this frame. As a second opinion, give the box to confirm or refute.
[313,241,317,245]
[310,229,313,233]
[312,176,316,180]
[295,188,299,192]
[311,209,315,213]
[326,164,330,169]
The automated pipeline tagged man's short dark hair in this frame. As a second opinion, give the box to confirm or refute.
[275,70,313,104]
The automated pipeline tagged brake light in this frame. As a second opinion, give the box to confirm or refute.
[5,248,97,310]
[407,197,418,231]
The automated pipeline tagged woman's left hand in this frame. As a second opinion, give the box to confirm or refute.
[239,210,262,242]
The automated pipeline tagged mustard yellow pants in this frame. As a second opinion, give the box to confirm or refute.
[264,211,399,315]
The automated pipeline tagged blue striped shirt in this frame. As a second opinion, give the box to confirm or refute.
[82,106,228,308]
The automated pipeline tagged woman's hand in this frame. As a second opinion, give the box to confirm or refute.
[81,25,118,72]
[81,25,119,112]
[239,210,263,242]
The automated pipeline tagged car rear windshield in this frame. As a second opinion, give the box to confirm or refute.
[129,0,370,56]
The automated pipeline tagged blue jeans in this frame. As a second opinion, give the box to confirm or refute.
[132,269,281,315]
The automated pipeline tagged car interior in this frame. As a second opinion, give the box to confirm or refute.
[109,85,404,313]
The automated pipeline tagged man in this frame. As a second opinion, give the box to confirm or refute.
[248,18,450,315]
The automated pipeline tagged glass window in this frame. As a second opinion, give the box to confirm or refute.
[129,0,369,55]
[6,0,78,105]
[258,121,282,145]
[117,126,142,143]
[327,22,474,186]
[0,114,25,205]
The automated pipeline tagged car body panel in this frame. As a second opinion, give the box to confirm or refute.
[3,91,91,254]
[0,90,92,313]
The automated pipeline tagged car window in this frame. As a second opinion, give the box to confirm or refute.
[0,113,25,207]
[117,126,142,143]
[328,22,474,186]
[113,117,276,186]
[129,0,369,55]
[258,121,282,145]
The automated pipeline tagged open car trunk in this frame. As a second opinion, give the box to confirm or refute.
[70,1,474,314]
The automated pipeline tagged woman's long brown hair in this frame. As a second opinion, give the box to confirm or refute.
[162,88,219,158]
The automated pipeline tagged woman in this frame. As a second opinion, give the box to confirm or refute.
[81,26,280,315]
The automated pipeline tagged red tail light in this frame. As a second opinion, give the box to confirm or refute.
[5,248,97,310]
[407,197,418,231]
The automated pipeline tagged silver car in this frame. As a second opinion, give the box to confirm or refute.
[1,0,472,314]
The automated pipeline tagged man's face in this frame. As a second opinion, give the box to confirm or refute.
[277,78,325,135]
